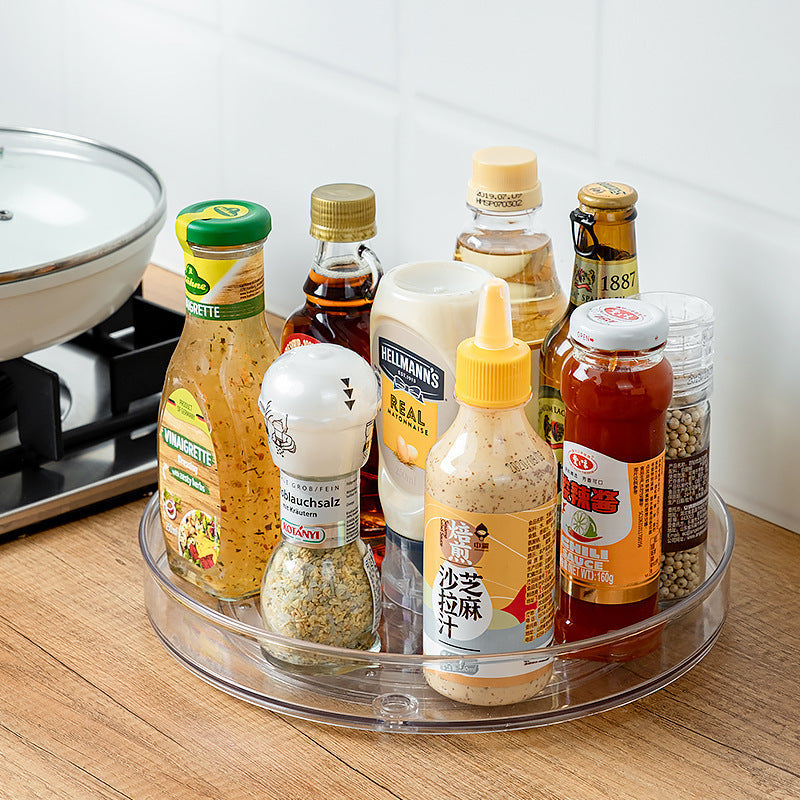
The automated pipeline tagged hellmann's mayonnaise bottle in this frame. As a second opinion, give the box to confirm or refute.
[370,261,489,613]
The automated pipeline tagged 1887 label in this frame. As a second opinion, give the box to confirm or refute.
[570,255,639,305]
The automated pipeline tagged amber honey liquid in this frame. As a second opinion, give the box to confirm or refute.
[455,232,567,426]
[281,260,384,562]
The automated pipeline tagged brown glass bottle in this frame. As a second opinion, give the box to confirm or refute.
[280,184,385,563]
[538,182,640,488]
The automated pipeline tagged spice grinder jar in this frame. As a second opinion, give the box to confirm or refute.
[635,291,714,603]
[257,343,382,672]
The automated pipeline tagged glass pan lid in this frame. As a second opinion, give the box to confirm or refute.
[0,127,165,283]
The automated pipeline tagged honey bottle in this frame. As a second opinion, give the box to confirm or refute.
[280,183,384,560]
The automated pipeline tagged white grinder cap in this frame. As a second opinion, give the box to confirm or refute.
[259,343,380,478]
[569,298,668,352]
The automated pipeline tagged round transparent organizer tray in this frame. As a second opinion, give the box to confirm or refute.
[139,490,733,734]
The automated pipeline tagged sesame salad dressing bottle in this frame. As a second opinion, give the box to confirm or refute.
[280,184,384,558]
[454,146,567,425]
[157,201,281,600]
[423,278,558,706]
[555,299,672,659]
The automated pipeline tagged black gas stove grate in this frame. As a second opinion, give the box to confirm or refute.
[0,286,184,535]
[0,288,182,474]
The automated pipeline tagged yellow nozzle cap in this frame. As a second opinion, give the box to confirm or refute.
[455,278,531,408]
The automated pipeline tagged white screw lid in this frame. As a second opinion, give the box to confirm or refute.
[569,298,669,352]
[259,343,379,478]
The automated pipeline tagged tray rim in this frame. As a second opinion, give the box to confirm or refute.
[139,488,734,665]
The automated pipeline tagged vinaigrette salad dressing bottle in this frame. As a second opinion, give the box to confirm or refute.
[423,278,558,706]
[454,146,567,425]
[157,201,281,600]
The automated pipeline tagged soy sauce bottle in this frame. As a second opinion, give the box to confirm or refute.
[538,182,640,526]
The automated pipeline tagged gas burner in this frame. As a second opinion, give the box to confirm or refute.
[0,287,183,536]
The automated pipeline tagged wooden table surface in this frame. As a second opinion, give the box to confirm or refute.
[1,268,798,799]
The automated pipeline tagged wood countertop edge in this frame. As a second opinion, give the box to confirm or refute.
[0,264,795,799]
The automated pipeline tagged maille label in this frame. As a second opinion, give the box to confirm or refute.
[281,333,320,352]
[537,386,565,456]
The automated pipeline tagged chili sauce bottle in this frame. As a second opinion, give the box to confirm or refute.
[423,278,558,705]
[157,201,281,600]
[454,146,567,424]
[280,184,384,560]
[538,182,640,506]
[555,299,672,659]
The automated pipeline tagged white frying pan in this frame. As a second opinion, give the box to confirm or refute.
[0,128,166,361]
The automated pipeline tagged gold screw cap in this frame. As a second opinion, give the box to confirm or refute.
[309,183,376,242]
[467,146,543,211]
[578,182,638,209]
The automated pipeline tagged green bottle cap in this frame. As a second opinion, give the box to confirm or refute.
[176,200,272,247]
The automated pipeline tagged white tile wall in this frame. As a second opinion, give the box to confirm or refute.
[407,0,600,151]
[64,0,225,270]
[604,1,800,218]
[2,1,68,131]
[226,0,399,87]
[3,0,799,532]
[218,44,400,313]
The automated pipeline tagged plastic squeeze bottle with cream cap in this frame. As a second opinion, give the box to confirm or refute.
[422,277,558,706]
[258,343,381,673]
[454,146,567,425]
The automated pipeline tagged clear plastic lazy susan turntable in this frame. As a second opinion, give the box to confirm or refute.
[139,489,733,734]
